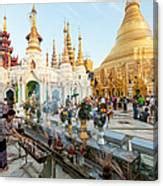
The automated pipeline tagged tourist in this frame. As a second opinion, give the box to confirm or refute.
[139,107,150,123]
[138,95,145,107]
[149,96,155,116]
[112,95,117,110]
[145,95,150,106]
[100,97,106,104]
[123,97,128,112]
[67,107,73,125]
[65,95,71,107]
[0,110,22,172]
[107,106,113,125]
[117,97,122,109]
[2,98,9,118]
[0,101,3,119]
[133,99,138,119]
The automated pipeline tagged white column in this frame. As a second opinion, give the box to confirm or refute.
[18,81,21,105]
[22,83,26,103]
[40,83,44,104]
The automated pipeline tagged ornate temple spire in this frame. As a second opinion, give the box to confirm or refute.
[58,53,62,67]
[51,39,58,67]
[0,16,18,68]
[72,47,76,70]
[64,20,67,33]
[26,4,42,54]
[77,32,84,66]
[66,22,74,65]
[46,52,49,67]
[62,22,69,64]
[3,16,7,32]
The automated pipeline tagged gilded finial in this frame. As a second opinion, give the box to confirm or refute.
[77,31,84,66]
[78,32,82,41]
[59,54,62,64]
[3,16,7,32]
[62,21,69,64]
[62,42,69,64]
[30,4,37,28]
[46,52,49,67]
[66,22,74,65]
[52,39,55,51]
[126,0,140,7]
[32,4,37,14]
[72,47,76,70]
[64,20,67,33]
[51,39,58,67]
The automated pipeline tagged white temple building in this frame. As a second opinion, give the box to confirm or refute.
[0,5,92,108]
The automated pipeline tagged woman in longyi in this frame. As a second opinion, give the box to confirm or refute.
[0,110,23,172]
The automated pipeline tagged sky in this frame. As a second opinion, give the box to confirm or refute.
[0,0,154,68]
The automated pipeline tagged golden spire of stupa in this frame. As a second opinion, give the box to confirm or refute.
[62,22,69,64]
[102,0,152,65]
[51,39,58,67]
[3,16,7,32]
[77,32,84,66]
[126,0,140,7]
[26,4,42,54]
[66,22,74,65]
[64,20,67,33]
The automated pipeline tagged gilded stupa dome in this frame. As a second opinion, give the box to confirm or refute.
[102,0,153,65]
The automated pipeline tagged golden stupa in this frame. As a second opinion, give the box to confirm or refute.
[26,5,42,55]
[94,0,155,97]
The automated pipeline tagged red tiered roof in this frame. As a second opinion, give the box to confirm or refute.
[0,30,18,68]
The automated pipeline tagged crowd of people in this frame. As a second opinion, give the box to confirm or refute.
[59,95,129,129]
[59,94,158,129]
[132,95,158,123]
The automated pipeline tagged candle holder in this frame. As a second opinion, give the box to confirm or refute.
[79,120,89,142]
[68,123,73,136]
[97,127,105,145]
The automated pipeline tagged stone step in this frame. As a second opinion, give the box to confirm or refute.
[10,168,31,178]
[22,162,40,178]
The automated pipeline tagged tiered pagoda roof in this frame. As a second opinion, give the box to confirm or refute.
[0,16,18,68]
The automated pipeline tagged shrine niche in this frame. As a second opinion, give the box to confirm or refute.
[5,88,15,105]
[26,80,40,100]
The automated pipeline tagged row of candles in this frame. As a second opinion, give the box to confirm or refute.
[50,136,86,166]
[19,133,86,166]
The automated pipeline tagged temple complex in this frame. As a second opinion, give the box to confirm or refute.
[93,0,155,98]
[0,1,157,180]
[0,5,92,105]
